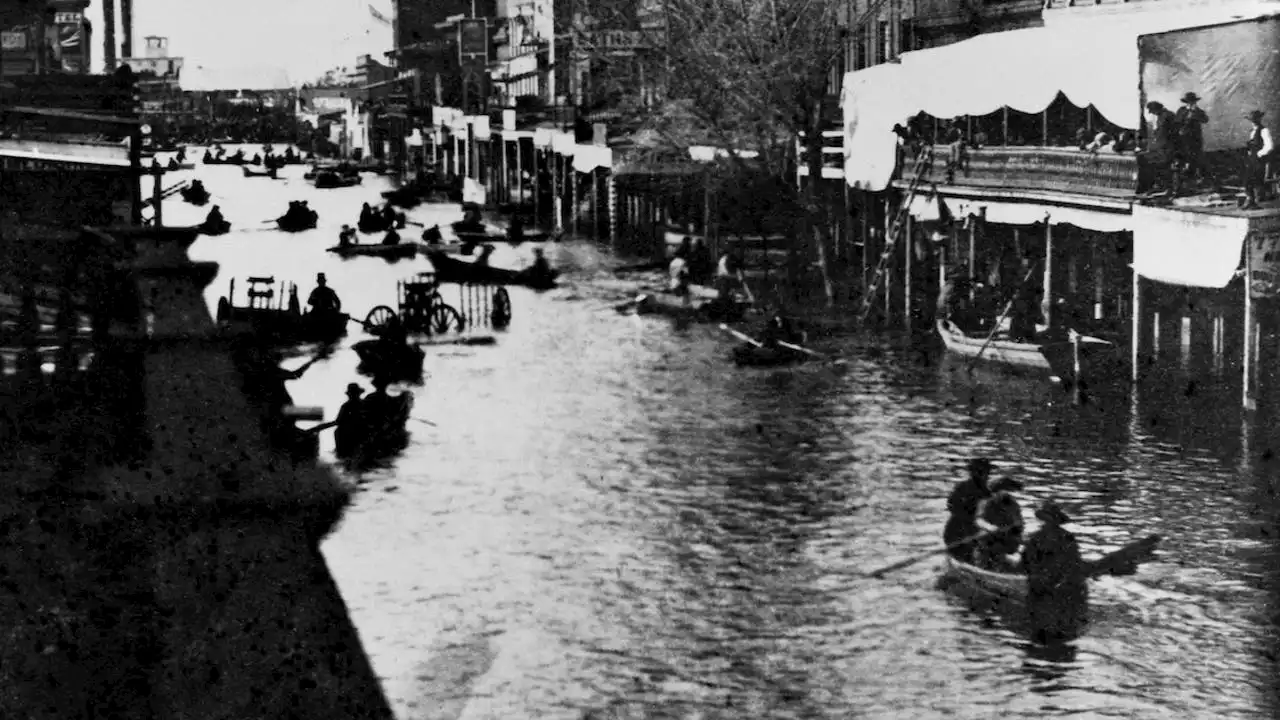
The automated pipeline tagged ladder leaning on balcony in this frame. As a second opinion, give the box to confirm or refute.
[858,146,933,325]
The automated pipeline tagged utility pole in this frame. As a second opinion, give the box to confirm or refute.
[121,0,133,60]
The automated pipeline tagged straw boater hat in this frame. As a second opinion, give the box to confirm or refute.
[1181,92,1200,104]
[1035,500,1071,525]
[345,383,364,398]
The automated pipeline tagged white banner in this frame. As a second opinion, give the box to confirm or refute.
[1132,204,1247,288]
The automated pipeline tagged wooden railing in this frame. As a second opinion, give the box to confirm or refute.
[898,145,1138,199]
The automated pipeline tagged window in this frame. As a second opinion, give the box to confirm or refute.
[855,31,867,71]
[876,21,888,64]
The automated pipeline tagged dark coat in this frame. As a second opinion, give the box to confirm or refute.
[944,479,991,561]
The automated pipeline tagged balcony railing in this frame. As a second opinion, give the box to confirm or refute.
[896,145,1138,200]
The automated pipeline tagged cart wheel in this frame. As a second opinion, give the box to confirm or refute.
[491,288,512,328]
[216,297,230,324]
[429,304,464,335]
[365,305,398,334]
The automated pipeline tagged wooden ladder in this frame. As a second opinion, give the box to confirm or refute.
[858,147,934,324]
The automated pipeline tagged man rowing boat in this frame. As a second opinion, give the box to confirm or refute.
[1022,500,1088,642]
[944,458,994,562]
[974,478,1025,572]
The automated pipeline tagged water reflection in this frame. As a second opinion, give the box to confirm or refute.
[176,151,1280,719]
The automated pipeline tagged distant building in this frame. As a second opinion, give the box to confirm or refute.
[0,0,93,76]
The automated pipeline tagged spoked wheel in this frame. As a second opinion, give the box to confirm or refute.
[429,304,464,335]
[491,288,512,328]
[364,305,398,335]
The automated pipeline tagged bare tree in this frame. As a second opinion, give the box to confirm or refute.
[579,0,846,306]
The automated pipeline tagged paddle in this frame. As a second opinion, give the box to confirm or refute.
[866,526,1015,579]
[775,339,844,365]
[719,323,763,348]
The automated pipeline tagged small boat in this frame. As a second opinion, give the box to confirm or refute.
[314,170,362,189]
[335,392,414,459]
[357,214,405,234]
[166,162,195,171]
[200,219,232,236]
[936,319,1121,389]
[731,342,810,367]
[180,185,210,206]
[352,338,426,379]
[631,286,748,323]
[242,166,278,179]
[214,278,348,344]
[276,210,319,232]
[326,243,418,260]
[457,229,558,245]
[424,249,559,290]
[381,185,425,208]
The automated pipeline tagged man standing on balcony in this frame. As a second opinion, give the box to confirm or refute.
[1241,110,1273,210]
[1175,92,1209,188]
[1141,101,1178,194]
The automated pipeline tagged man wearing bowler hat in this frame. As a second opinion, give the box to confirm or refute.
[1175,92,1209,187]
[1241,110,1273,209]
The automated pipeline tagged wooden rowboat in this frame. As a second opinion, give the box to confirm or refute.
[936,319,1121,389]
[352,339,426,380]
[632,286,748,323]
[424,249,559,290]
[326,243,418,260]
[276,211,318,232]
[314,170,362,189]
[335,392,414,459]
[942,534,1162,604]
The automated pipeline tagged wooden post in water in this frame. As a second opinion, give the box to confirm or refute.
[1131,269,1141,382]
[152,169,164,226]
[1244,245,1255,410]
[904,213,913,330]
[883,196,892,321]
[515,140,523,206]
[1043,221,1053,328]
[968,216,976,301]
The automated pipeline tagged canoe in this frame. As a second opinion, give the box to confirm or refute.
[936,319,1122,388]
[214,303,348,344]
[276,211,319,232]
[731,343,810,367]
[335,392,414,459]
[424,249,559,289]
[352,339,426,379]
[632,291,748,323]
[326,243,417,260]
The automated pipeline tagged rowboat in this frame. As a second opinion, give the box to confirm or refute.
[457,229,558,245]
[335,392,414,459]
[424,249,559,290]
[326,243,418,260]
[166,162,195,171]
[352,338,426,379]
[215,278,348,344]
[941,534,1162,605]
[180,185,210,205]
[276,211,319,232]
[357,214,405,234]
[242,166,277,179]
[632,286,748,323]
[731,343,810,367]
[314,170,362,189]
[936,319,1121,389]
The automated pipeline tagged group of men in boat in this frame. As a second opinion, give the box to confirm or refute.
[938,257,1083,344]
[203,144,301,168]
[281,201,317,226]
[314,376,406,457]
[945,458,1087,636]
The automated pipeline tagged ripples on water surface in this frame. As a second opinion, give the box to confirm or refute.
[179,150,1280,719]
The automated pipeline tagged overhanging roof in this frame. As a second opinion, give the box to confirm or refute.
[841,2,1280,192]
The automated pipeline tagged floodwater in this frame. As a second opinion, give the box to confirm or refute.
[176,147,1280,719]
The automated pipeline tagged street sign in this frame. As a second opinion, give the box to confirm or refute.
[577,29,647,53]
[459,18,488,57]
[54,12,82,25]
[1,30,27,50]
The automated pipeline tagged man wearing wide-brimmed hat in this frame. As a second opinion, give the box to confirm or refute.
[1241,109,1273,209]
[943,458,995,563]
[1021,500,1088,642]
[1175,92,1209,186]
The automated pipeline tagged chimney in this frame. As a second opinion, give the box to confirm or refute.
[103,0,117,70]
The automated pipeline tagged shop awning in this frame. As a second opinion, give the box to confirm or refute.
[1131,204,1247,288]
[842,2,1280,192]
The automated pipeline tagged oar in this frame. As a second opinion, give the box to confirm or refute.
[967,262,1040,372]
[866,526,1015,579]
[775,339,843,365]
[719,323,763,348]
[412,418,438,427]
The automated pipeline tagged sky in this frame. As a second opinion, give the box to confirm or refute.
[86,0,395,89]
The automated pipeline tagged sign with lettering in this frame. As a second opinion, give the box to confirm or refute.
[1,30,27,50]
[54,12,83,25]
[459,18,488,57]
[578,29,647,54]
[1249,221,1280,299]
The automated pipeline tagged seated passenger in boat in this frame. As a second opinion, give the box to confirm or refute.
[1021,501,1088,642]
[381,228,401,245]
[1008,259,1041,342]
[307,273,342,315]
[422,225,443,245]
[359,203,375,227]
[176,147,187,163]
[973,478,1025,573]
[204,205,225,227]
[381,205,397,224]
[507,214,526,243]
[668,249,691,301]
[333,383,367,456]
[714,252,741,299]
[168,158,180,170]
[528,248,551,278]
[944,458,994,563]
[189,179,206,194]
[339,225,357,247]
[361,376,397,425]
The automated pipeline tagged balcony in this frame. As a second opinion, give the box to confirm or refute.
[894,145,1138,205]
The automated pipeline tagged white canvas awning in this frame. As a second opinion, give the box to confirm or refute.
[842,2,1280,192]
[1131,204,1247,287]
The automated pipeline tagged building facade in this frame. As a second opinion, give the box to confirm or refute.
[0,0,92,76]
